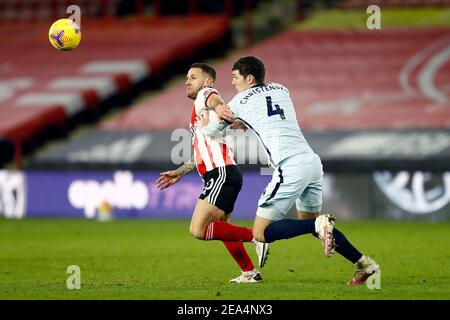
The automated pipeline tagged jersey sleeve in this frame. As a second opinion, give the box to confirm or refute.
[195,87,219,114]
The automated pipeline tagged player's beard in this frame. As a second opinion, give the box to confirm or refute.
[187,86,201,100]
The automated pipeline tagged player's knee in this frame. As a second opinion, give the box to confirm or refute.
[189,225,205,240]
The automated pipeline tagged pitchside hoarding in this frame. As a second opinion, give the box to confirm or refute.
[29,129,450,172]
[1,170,449,221]
[0,170,270,219]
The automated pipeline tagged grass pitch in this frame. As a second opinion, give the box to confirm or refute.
[0,218,449,300]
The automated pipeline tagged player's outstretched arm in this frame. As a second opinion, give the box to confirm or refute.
[156,158,196,190]
[199,94,232,136]
[206,94,235,123]
[213,104,235,123]
[198,110,229,136]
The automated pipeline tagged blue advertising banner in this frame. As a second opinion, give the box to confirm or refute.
[2,170,449,221]
[25,170,271,219]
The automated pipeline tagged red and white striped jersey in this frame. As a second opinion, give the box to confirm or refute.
[189,87,236,176]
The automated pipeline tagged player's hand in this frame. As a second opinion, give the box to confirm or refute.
[216,104,235,123]
[229,119,248,131]
[156,170,182,190]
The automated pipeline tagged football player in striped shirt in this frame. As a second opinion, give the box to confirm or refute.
[156,63,262,283]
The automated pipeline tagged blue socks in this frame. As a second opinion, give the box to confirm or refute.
[310,227,363,263]
[333,228,363,264]
[262,218,363,264]
[263,218,316,243]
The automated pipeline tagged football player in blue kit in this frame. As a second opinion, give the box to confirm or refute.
[205,56,380,285]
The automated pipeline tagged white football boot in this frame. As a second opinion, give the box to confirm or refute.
[229,269,263,283]
[252,239,269,268]
[314,214,336,257]
[347,255,380,286]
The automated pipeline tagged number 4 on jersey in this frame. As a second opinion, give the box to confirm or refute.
[266,96,285,120]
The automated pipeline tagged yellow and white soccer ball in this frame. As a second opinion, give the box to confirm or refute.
[48,18,81,51]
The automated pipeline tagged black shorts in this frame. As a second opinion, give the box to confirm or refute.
[199,165,243,214]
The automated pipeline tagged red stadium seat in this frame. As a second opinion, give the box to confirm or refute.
[100,28,450,131]
[0,15,230,146]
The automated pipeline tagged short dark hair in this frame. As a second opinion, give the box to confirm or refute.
[232,56,265,84]
[190,62,216,81]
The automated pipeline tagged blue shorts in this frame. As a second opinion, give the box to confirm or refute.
[256,152,323,221]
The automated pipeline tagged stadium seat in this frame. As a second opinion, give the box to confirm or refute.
[98,28,450,131]
[0,15,230,162]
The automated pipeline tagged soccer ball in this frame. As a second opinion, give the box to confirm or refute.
[48,18,81,51]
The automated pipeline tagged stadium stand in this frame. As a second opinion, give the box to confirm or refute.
[0,15,230,166]
[4,1,450,221]
[0,0,121,22]
[0,137,13,165]
[31,26,450,172]
[99,28,450,131]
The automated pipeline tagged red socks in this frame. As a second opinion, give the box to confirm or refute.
[203,221,255,272]
[223,241,254,272]
[203,221,253,242]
